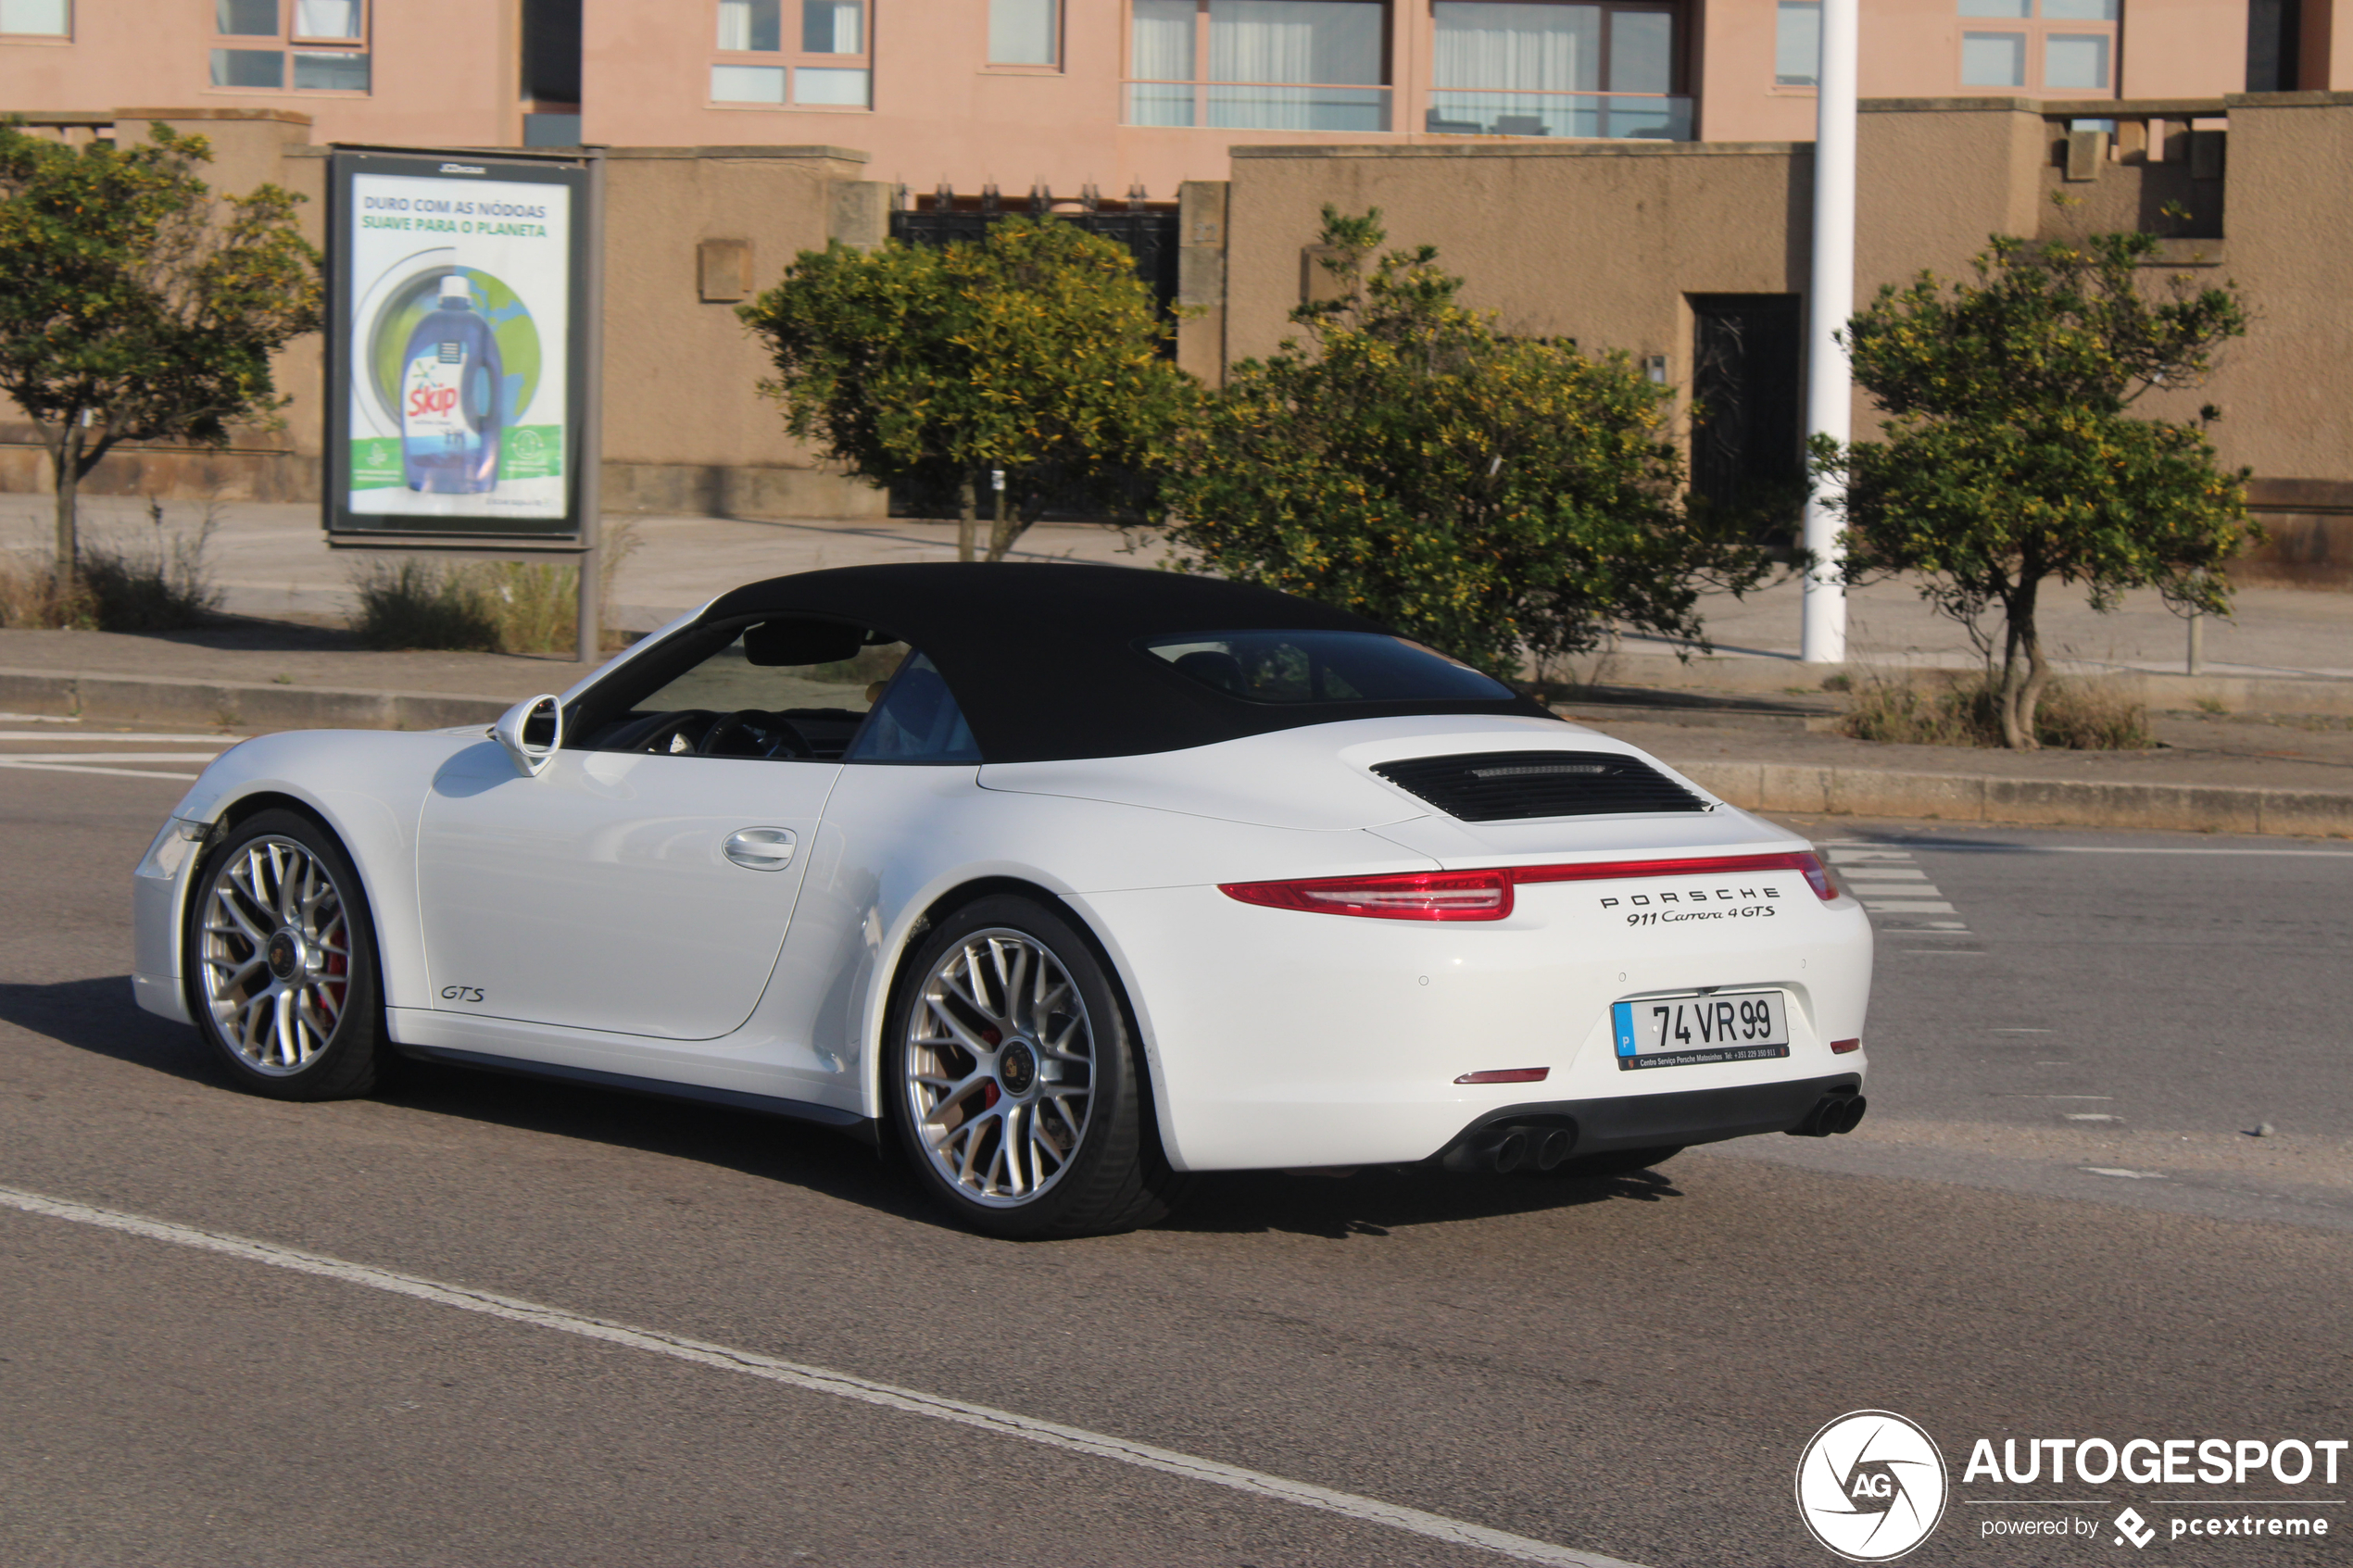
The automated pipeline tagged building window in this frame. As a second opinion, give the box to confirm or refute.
[1126,1,1391,132]
[991,0,1059,64]
[1426,3,1689,141]
[712,0,870,107]
[209,0,370,92]
[1958,0,2117,94]
[1775,0,1818,86]
[0,0,70,36]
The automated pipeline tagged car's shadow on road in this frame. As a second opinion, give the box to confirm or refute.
[0,975,233,1089]
[8,975,1679,1240]
[1168,1165,1683,1240]
[0,973,937,1226]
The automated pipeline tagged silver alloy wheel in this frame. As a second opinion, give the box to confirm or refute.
[196,835,354,1075]
[903,928,1096,1207]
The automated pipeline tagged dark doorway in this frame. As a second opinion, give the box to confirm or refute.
[2246,0,2303,91]
[1687,294,1804,543]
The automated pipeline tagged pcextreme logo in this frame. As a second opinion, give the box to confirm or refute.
[1797,1410,1952,1562]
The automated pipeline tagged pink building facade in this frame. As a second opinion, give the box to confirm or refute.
[6,3,2347,196]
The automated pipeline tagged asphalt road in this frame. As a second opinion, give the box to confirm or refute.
[1,741,2347,1568]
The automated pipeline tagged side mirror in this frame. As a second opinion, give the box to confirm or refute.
[491,694,563,777]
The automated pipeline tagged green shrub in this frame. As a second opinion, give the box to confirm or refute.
[0,502,220,631]
[348,523,638,654]
[350,558,500,651]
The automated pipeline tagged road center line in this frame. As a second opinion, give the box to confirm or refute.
[0,1184,1642,1568]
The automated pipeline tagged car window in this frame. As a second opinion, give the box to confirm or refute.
[636,631,907,718]
[1139,630,1513,704]
[571,617,912,760]
[843,651,981,763]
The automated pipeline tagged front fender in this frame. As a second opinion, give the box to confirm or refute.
[142,730,480,1012]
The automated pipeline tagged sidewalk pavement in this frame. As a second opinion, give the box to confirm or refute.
[18,494,2353,685]
[5,495,2350,836]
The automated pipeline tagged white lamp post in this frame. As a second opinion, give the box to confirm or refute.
[1801,0,1858,664]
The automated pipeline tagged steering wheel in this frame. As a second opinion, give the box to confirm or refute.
[630,709,718,756]
[698,709,814,760]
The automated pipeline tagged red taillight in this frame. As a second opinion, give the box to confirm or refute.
[1454,1066,1551,1085]
[1221,850,1837,920]
[1830,1038,1861,1054]
[1218,869,1513,921]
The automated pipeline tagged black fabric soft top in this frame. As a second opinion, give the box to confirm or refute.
[698,562,1555,763]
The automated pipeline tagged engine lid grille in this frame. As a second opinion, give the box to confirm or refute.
[1372,750,1709,822]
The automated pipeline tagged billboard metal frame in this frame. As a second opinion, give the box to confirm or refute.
[322,144,607,659]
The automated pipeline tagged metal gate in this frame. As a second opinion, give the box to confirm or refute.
[1688,294,1805,543]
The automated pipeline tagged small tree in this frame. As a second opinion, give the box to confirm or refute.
[1827,231,2253,748]
[1161,210,1768,679]
[0,121,321,586]
[742,217,1194,561]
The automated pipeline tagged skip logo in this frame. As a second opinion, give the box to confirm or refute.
[2115,1508,2157,1549]
[1796,1411,1950,1562]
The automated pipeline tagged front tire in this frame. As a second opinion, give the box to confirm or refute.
[185,809,387,1101]
[886,895,1184,1239]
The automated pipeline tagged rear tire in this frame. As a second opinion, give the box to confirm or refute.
[184,809,387,1101]
[886,895,1185,1239]
[1547,1145,1682,1180]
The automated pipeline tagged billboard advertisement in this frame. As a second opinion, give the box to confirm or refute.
[325,150,596,542]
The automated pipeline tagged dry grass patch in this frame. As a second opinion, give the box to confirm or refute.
[1842,672,2154,750]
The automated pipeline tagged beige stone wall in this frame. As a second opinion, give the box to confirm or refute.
[2194,94,2353,483]
[1216,94,2353,508]
[1223,138,1809,436]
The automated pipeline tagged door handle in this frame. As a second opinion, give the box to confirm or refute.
[723,826,797,871]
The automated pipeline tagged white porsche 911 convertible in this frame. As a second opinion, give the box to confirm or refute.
[132,563,1872,1237]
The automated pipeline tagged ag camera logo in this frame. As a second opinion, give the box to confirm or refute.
[1797,1410,1950,1562]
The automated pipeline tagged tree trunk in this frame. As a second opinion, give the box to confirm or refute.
[1997,571,2045,749]
[956,470,977,563]
[52,421,83,589]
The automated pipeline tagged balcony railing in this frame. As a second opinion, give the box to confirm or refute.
[1426,90,1693,142]
[1125,82,1391,133]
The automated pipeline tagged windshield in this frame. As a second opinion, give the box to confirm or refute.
[1139,631,1514,705]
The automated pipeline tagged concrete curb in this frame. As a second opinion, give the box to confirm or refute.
[7,665,2347,839]
[1678,760,2353,839]
[1599,652,2353,717]
[0,668,511,734]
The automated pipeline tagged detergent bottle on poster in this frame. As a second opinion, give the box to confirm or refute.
[399,273,505,494]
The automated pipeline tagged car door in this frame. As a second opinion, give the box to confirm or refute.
[414,742,837,1040]
[412,612,903,1043]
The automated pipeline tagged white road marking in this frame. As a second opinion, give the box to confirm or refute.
[1823,842,1978,938]
[0,761,206,781]
[0,1185,1646,1568]
[0,752,227,763]
[0,727,238,782]
[0,732,230,743]
[1890,844,2353,859]
[0,712,81,722]
[2082,1168,2167,1180]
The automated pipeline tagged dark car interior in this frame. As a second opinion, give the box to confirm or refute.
[561,614,979,764]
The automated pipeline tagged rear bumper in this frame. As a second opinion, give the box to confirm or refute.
[1432,1073,1862,1166]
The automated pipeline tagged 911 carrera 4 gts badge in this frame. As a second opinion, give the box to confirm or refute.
[439,985,485,1003]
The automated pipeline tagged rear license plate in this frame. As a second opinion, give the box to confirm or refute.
[1611,990,1792,1071]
